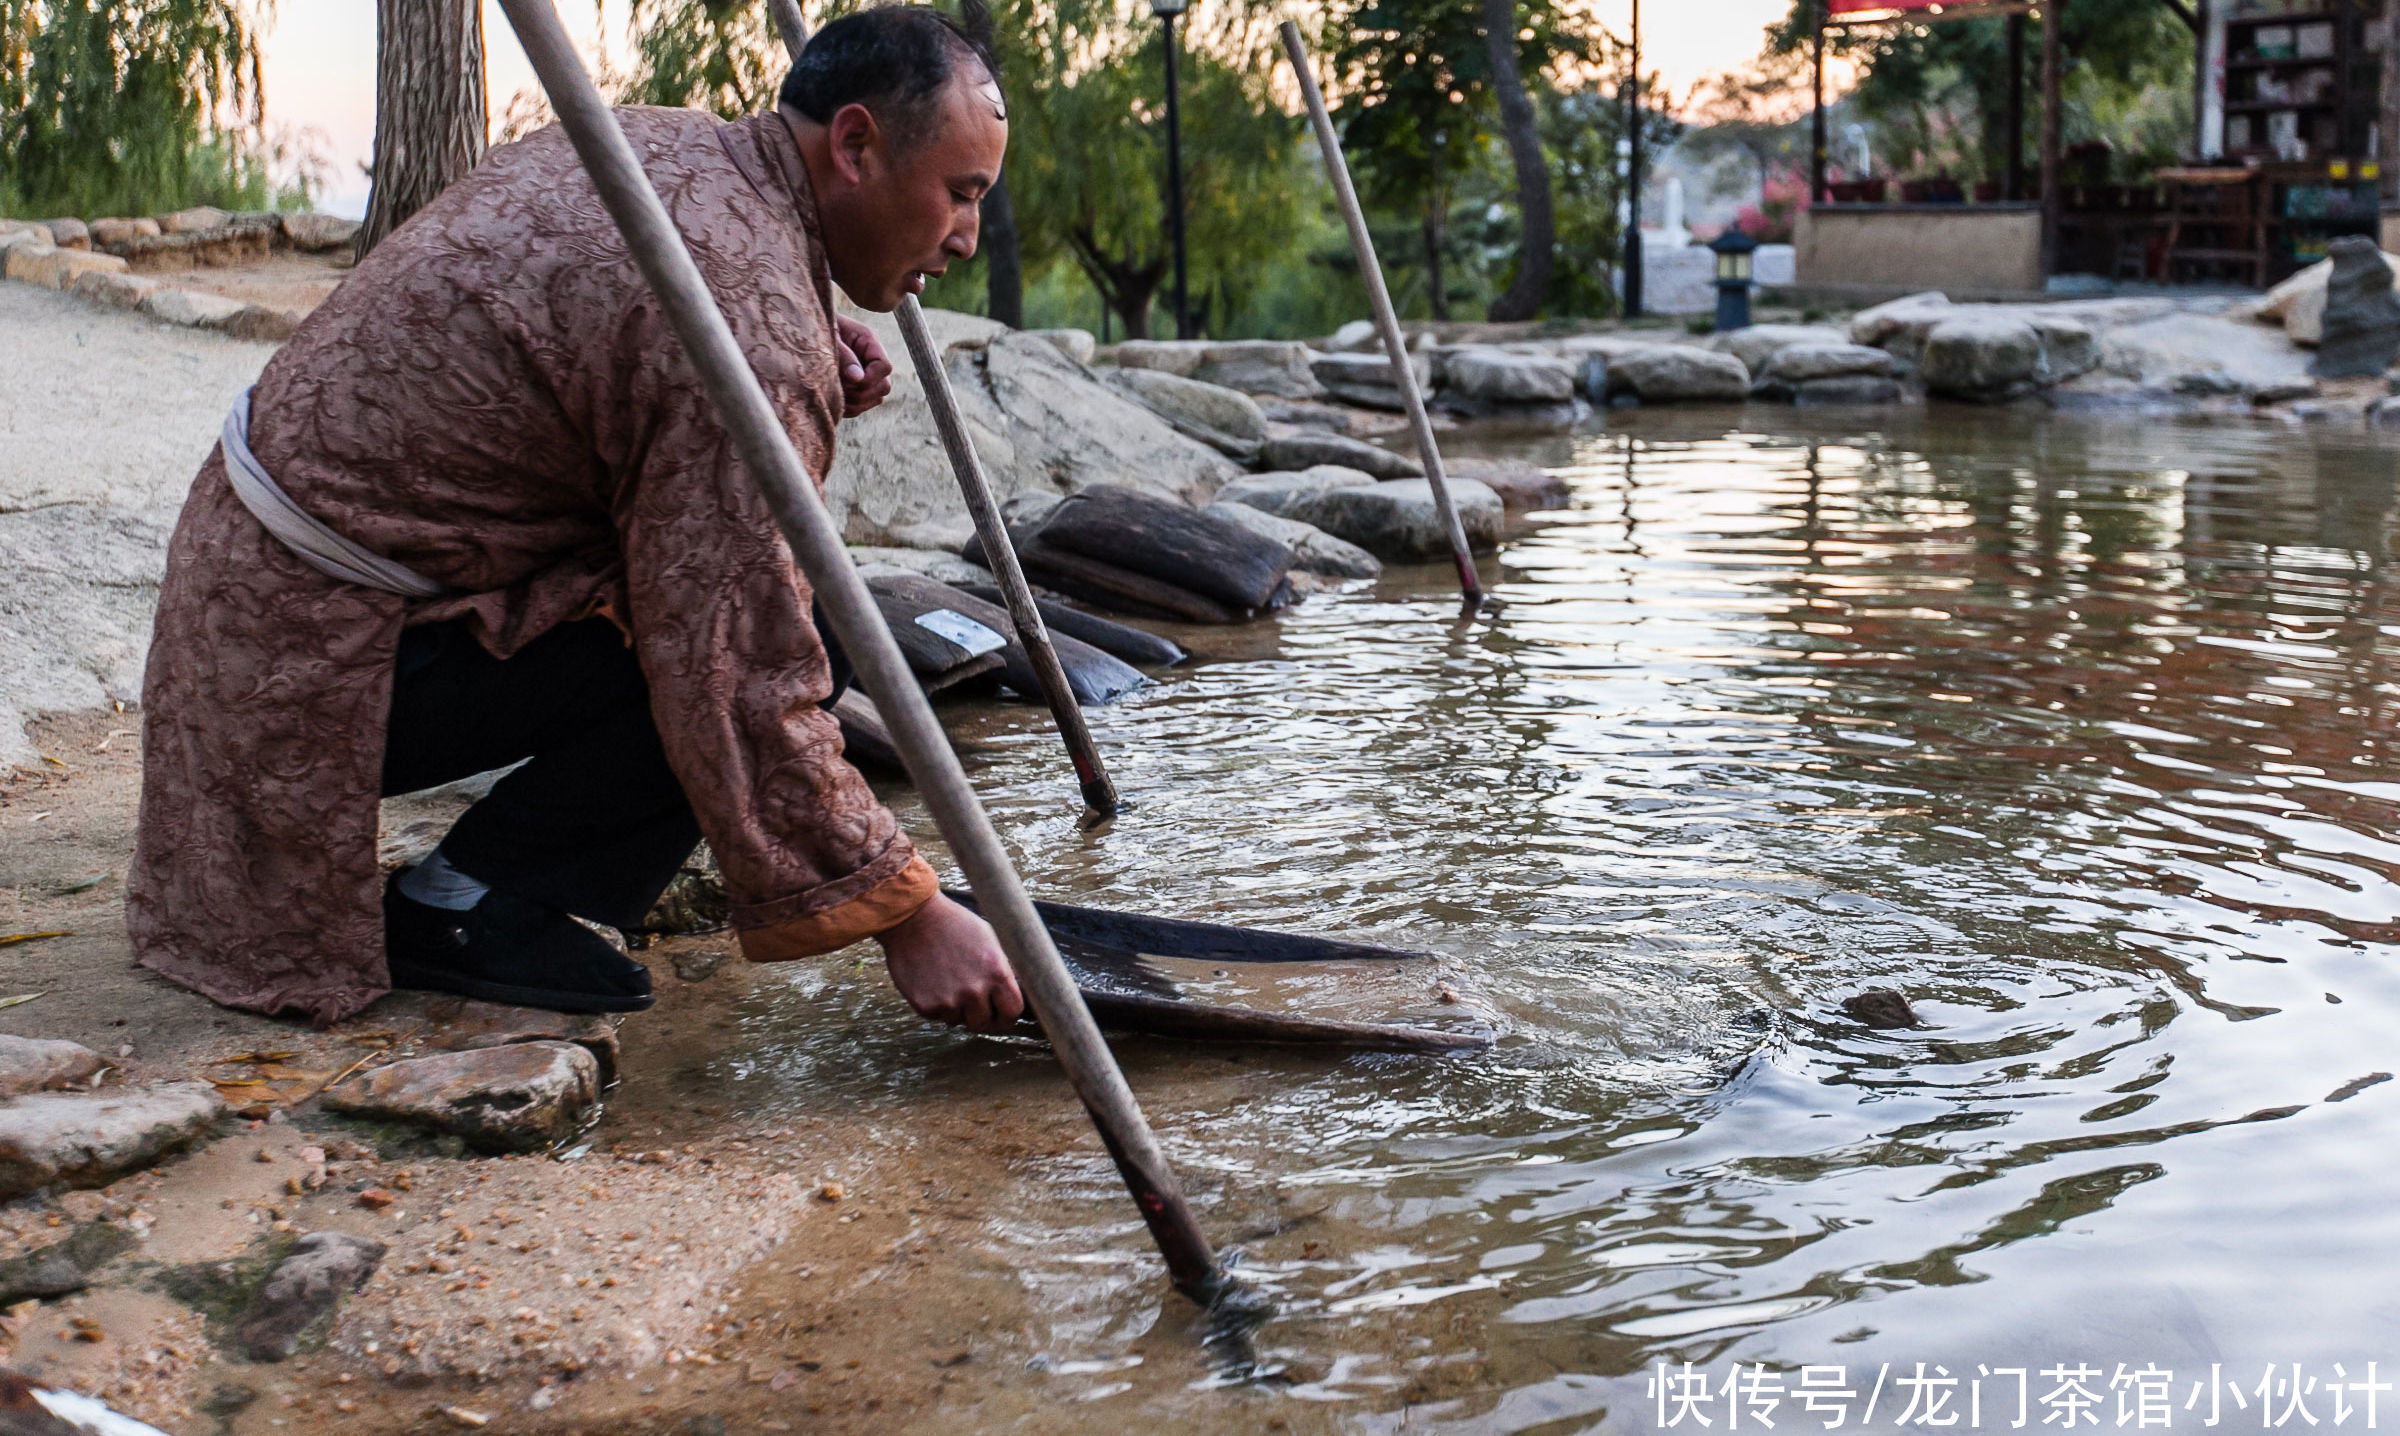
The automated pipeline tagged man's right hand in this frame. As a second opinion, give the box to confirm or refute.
[877,894,1025,1032]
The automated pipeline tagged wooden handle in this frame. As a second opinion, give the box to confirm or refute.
[494,0,1219,1302]
[1278,21,1483,608]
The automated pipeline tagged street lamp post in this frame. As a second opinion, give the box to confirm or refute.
[1152,0,1191,339]
[1623,0,1642,318]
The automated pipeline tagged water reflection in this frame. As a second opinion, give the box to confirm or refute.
[727,408,2400,1426]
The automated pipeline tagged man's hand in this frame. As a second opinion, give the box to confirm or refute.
[878,894,1024,1032]
[834,315,895,418]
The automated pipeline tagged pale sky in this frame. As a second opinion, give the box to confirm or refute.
[262,0,1797,219]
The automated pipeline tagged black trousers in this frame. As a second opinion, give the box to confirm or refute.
[380,613,851,931]
[381,619,701,930]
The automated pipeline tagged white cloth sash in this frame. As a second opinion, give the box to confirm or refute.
[218,386,448,599]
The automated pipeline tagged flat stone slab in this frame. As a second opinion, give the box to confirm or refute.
[139,286,247,329]
[278,212,360,253]
[1258,431,1420,479]
[0,1082,225,1199]
[1443,348,1576,403]
[233,1230,388,1360]
[325,1042,599,1153]
[1606,346,1751,404]
[422,998,620,1085]
[5,246,128,290]
[1447,458,1569,511]
[1101,367,1266,461]
[0,1035,107,1097]
[1217,464,1379,513]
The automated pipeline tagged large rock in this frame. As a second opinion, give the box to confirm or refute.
[1442,347,1576,403]
[1258,431,1420,479]
[2257,249,2400,345]
[826,307,1238,547]
[1110,339,1205,377]
[34,218,89,250]
[220,303,305,343]
[233,1231,388,1361]
[0,1036,106,1098]
[1191,340,1323,399]
[2311,236,2400,379]
[115,225,273,272]
[1217,464,1378,513]
[278,212,360,252]
[1764,342,1898,384]
[1027,327,1095,365]
[0,220,50,244]
[1102,367,1268,461]
[68,269,162,311]
[1918,312,2042,400]
[422,999,621,1086]
[324,1042,599,1153]
[1713,323,1850,378]
[1311,350,1430,410]
[156,205,230,234]
[5,246,128,290]
[139,286,247,329]
[1259,478,1504,560]
[2088,310,2316,399]
[1848,290,1955,363]
[0,1083,225,1199]
[1204,501,1381,579]
[86,217,162,248]
[1324,319,1380,352]
[1606,346,1750,403]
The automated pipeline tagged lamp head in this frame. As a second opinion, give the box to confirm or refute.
[1150,0,1188,15]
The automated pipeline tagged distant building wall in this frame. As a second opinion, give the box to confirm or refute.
[1795,204,2044,298]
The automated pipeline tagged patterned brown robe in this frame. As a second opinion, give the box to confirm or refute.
[128,108,936,1024]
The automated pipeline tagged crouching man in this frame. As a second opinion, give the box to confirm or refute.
[128,7,1025,1030]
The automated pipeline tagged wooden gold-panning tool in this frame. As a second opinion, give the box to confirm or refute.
[947,891,1494,1054]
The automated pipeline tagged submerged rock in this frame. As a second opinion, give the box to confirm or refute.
[1258,432,1420,480]
[0,1036,107,1097]
[233,1231,387,1361]
[1794,376,1904,406]
[1839,990,1921,1029]
[1446,458,1570,510]
[325,1043,599,1154]
[0,1083,225,1199]
[2312,236,2400,379]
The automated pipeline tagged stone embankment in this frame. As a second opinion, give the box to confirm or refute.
[0,206,357,345]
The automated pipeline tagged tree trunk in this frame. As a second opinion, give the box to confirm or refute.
[1068,227,1166,341]
[1422,201,1450,322]
[357,0,486,260]
[958,0,1025,326]
[982,177,1025,327]
[1479,0,1553,322]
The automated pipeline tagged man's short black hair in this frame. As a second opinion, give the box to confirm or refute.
[778,6,998,152]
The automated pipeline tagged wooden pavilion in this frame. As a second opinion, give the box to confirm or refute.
[1793,0,2398,298]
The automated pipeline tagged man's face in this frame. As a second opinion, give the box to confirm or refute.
[810,75,1007,311]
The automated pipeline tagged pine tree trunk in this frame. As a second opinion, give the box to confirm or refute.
[1480,0,1553,322]
[1423,201,1450,322]
[356,0,486,261]
[982,176,1025,327]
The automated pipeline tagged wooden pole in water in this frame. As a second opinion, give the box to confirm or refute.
[766,0,1120,818]
[1277,20,1484,610]
[494,0,1221,1303]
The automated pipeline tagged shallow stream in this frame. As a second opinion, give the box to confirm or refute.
[718,408,2400,1430]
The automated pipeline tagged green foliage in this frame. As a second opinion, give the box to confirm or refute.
[1767,0,2196,183]
[615,0,783,118]
[0,0,304,219]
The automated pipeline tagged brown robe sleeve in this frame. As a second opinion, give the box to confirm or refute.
[592,129,937,959]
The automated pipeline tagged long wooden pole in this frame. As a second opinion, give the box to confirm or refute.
[494,0,1219,1303]
[761,0,1119,816]
[1277,21,1483,610]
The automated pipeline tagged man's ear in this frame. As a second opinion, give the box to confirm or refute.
[826,101,884,186]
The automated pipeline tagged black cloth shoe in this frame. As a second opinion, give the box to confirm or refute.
[385,874,655,1014]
